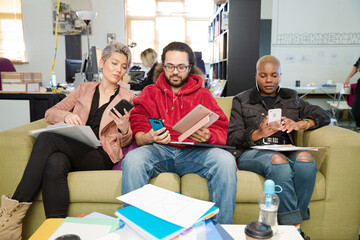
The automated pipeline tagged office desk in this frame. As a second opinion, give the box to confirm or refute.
[0,92,66,131]
[284,86,339,111]
[286,86,337,99]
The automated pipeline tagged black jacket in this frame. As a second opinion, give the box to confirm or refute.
[227,87,331,157]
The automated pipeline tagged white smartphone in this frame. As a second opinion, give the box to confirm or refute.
[268,108,282,124]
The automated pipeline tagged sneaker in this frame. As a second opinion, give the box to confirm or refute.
[300,230,311,240]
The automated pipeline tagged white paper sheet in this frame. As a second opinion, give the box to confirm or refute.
[117,184,214,228]
[49,222,112,240]
[251,145,320,151]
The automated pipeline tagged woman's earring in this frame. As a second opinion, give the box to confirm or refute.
[277,85,281,93]
[256,80,260,91]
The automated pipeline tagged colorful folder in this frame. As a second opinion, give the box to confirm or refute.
[114,205,219,240]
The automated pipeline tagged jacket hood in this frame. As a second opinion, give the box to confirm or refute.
[155,72,203,97]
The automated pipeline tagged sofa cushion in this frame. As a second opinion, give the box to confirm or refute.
[214,96,234,119]
[181,171,325,202]
[33,171,181,203]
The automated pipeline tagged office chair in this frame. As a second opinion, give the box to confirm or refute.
[0,58,16,91]
[195,52,206,74]
[326,83,352,126]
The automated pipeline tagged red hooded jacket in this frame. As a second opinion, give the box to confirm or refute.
[129,72,228,146]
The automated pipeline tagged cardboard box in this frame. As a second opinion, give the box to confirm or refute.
[27,82,40,92]
[23,72,32,82]
[1,72,42,92]
[32,72,42,82]
[1,83,27,92]
[1,72,23,83]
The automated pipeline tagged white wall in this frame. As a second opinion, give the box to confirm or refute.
[271,0,360,88]
[261,0,273,19]
[16,0,125,86]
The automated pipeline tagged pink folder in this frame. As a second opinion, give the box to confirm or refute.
[172,104,219,142]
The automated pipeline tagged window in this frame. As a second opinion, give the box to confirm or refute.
[125,0,214,63]
[0,0,26,62]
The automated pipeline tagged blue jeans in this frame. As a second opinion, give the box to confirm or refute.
[121,143,237,224]
[237,149,317,225]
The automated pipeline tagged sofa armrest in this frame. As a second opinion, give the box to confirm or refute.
[0,119,50,194]
[299,125,360,237]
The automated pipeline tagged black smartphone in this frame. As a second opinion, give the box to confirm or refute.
[148,117,165,135]
[110,99,134,116]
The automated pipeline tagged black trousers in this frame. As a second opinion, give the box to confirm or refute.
[352,78,360,127]
[12,132,113,218]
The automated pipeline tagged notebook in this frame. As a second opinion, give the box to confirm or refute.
[212,219,235,240]
[172,104,219,142]
[114,205,219,240]
[170,141,236,150]
[48,217,120,240]
[205,219,224,240]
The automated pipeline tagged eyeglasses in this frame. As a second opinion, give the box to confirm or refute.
[163,64,190,72]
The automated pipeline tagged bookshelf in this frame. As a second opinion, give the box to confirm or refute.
[209,0,261,96]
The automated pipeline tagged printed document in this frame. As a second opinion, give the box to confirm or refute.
[251,145,320,151]
[117,184,214,228]
[29,122,101,148]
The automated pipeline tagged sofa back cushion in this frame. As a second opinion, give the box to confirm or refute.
[214,96,234,120]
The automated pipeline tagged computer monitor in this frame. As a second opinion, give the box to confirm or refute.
[83,46,103,82]
[65,59,83,83]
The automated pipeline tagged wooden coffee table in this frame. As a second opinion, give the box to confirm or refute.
[29,219,64,240]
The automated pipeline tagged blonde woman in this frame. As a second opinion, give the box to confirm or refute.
[0,42,135,240]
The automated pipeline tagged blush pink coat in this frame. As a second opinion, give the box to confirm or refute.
[45,82,135,163]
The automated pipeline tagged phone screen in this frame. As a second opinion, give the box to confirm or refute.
[148,118,165,135]
[111,99,134,116]
[268,108,282,124]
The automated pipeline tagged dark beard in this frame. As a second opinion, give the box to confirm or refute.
[165,73,189,88]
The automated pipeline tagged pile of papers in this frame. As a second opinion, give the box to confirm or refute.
[47,184,232,240]
[114,184,225,240]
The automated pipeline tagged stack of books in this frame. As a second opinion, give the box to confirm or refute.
[114,184,232,240]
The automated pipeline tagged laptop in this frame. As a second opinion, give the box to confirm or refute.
[170,141,236,150]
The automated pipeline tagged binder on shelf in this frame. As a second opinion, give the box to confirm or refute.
[29,123,101,148]
[172,104,219,142]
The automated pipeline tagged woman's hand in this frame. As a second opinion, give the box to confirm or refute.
[64,113,84,125]
[344,78,350,88]
[251,116,282,142]
[109,108,131,135]
[279,117,301,133]
[280,117,314,133]
[189,127,211,143]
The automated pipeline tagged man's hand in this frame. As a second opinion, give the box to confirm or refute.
[64,113,84,125]
[146,128,171,144]
[189,127,211,143]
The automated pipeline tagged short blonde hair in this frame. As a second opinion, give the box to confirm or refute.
[140,48,157,68]
[101,42,132,70]
[256,55,281,72]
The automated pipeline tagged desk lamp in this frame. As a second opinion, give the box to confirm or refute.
[76,11,97,81]
[128,42,137,48]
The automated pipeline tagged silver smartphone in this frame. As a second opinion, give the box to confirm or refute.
[268,108,282,124]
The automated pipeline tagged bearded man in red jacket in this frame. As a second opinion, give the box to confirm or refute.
[121,42,237,224]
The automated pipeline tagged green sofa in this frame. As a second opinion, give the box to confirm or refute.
[0,97,359,240]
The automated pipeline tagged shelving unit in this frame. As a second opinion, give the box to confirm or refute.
[208,0,261,96]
